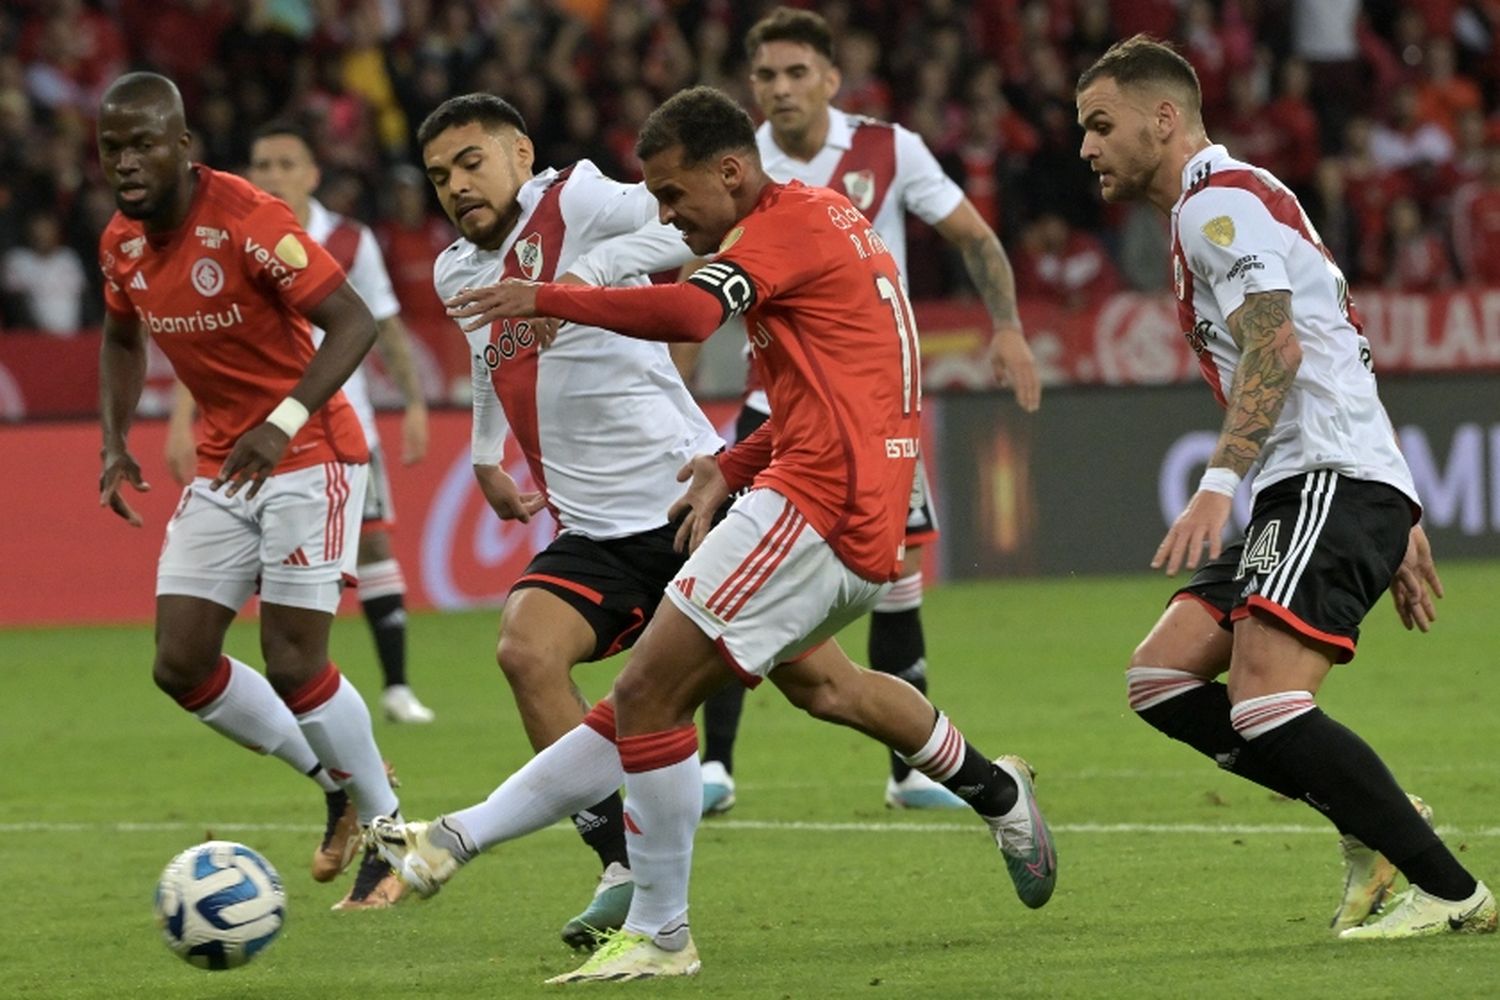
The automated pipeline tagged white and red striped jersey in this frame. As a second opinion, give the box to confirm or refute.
[1170,144,1417,506]
[434,160,724,540]
[305,198,401,447]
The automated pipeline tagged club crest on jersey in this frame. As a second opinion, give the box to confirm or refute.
[120,236,145,259]
[842,169,876,211]
[1201,215,1235,247]
[196,225,228,249]
[191,257,225,297]
[274,234,309,269]
[514,233,543,280]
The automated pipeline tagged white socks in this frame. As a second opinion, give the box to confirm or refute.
[288,664,398,822]
[185,656,336,791]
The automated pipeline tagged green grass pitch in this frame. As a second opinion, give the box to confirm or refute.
[2,563,1496,998]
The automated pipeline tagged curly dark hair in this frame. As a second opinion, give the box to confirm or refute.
[635,86,757,168]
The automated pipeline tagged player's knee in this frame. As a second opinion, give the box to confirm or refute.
[152,649,209,700]
[496,633,564,691]
[784,675,850,725]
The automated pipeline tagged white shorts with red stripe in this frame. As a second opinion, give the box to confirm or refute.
[664,488,890,685]
[156,462,367,614]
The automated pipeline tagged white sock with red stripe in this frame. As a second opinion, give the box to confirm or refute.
[359,558,405,599]
[286,663,398,823]
[618,723,700,947]
[1126,666,1208,712]
[178,655,338,792]
[1229,690,1318,739]
[901,711,966,782]
[899,711,1018,816]
[448,702,625,851]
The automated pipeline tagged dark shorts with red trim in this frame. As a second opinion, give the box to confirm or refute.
[1170,470,1411,663]
[512,523,686,661]
[736,403,938,545]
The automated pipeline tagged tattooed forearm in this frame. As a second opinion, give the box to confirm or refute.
[957,231,1023,330]
[1213,290,1300,476]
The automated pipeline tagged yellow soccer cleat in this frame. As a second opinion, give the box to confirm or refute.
[544,929,701,984]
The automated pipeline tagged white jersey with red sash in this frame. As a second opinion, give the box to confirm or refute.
[434,160,724,539]
[1169,144,1417,505]
[745,107,964,408]
[305,198,401,445]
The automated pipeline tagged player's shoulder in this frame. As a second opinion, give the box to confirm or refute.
[198,167,278,221]
[1177,176,1281,242]
[433,236,485,294]
[98,212,140,263]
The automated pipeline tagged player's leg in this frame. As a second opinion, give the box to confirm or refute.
[1221,474,1490,939]
[153,482,344,795]
[258,462,403,909]
[695,402,770,817]
[355,445,433,723]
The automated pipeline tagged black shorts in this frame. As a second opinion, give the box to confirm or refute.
[735,402,938,544]
[513,524,686,661]
[1171,471,1412,662]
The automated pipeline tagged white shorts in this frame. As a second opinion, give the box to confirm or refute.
[664,488,889,685]
[361,442,396,530]
[157,462,367,614]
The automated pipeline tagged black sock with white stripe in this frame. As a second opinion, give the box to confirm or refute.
[1233,696,1477,901]
[572,792,630,869]
[901,712,1017,817]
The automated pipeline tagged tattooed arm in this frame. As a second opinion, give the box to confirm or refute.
[1153,289,1300,575]
[934,200,1041,411]
[1212,289,1301,476]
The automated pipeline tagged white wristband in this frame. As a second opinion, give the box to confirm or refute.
[265,397,310,437]
[1198,466,1242,497]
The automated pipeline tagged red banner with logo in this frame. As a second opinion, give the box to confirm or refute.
[0,405,740,627]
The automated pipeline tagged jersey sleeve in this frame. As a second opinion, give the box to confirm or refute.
[567,219,697,286]
[1177,188,1293,321]
[98,233,134,321]
[346,224,402,322]
[468,347,511,465]
[700,208,826,321]
[237,196,347,314]
[562,161,663,242]
[893,124,965,225]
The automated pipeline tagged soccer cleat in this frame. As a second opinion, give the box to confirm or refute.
[1338,881,1497,940]
[1331,794,1435,931]
[312,789,360,882]
[381,684,435,724]
[331,845,406,910]
[700,760,737,817]
[561,862,635,950]
[885,769,967,810]
[544,929,701,983]
[367,816,463,898]
[983,755,1057,909]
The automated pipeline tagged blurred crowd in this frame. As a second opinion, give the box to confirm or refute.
[5,0,1500,338]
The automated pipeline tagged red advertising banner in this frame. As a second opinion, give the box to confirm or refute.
[9,289,1500,419]
[0,404,740,627]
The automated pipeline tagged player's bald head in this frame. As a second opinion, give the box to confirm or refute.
[100,72,186,130]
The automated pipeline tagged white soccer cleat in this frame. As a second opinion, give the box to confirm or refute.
[1331,793,1434,931]
[381,684,436,724]
[544,929,701,984]
[367,816,462,898]
[885,769,966,810]
[1338,881,1497,940]
[984,755,1057,909]
[700,760,737,817]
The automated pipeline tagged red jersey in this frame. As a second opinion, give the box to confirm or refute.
[709,181,921,582]
[100,166,367,476]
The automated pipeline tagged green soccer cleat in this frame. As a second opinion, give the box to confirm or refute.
[984,755,1057,909]
[1331,793,1435,931]
[1339,881,1497,940]
[367,816,463,898]
[560,862,635,950]
[544,929,701,984]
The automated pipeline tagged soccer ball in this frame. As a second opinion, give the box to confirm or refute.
[154,840,286,970]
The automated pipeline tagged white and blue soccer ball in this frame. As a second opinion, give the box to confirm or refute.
[154,840,286,970]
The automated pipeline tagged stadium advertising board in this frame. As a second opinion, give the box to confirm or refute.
[937,374,1500,579]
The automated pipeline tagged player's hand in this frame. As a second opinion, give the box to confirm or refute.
[212,424,290,499]
[474,464,545,522]
[164,421,197,486]
[1390,524,1443,632]
[668,455,730,554]
[99,448,150,527]
[1152,490,1232,576]
[401,402,429,465]
[446,279,541,332]
[990,327,1041,413]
